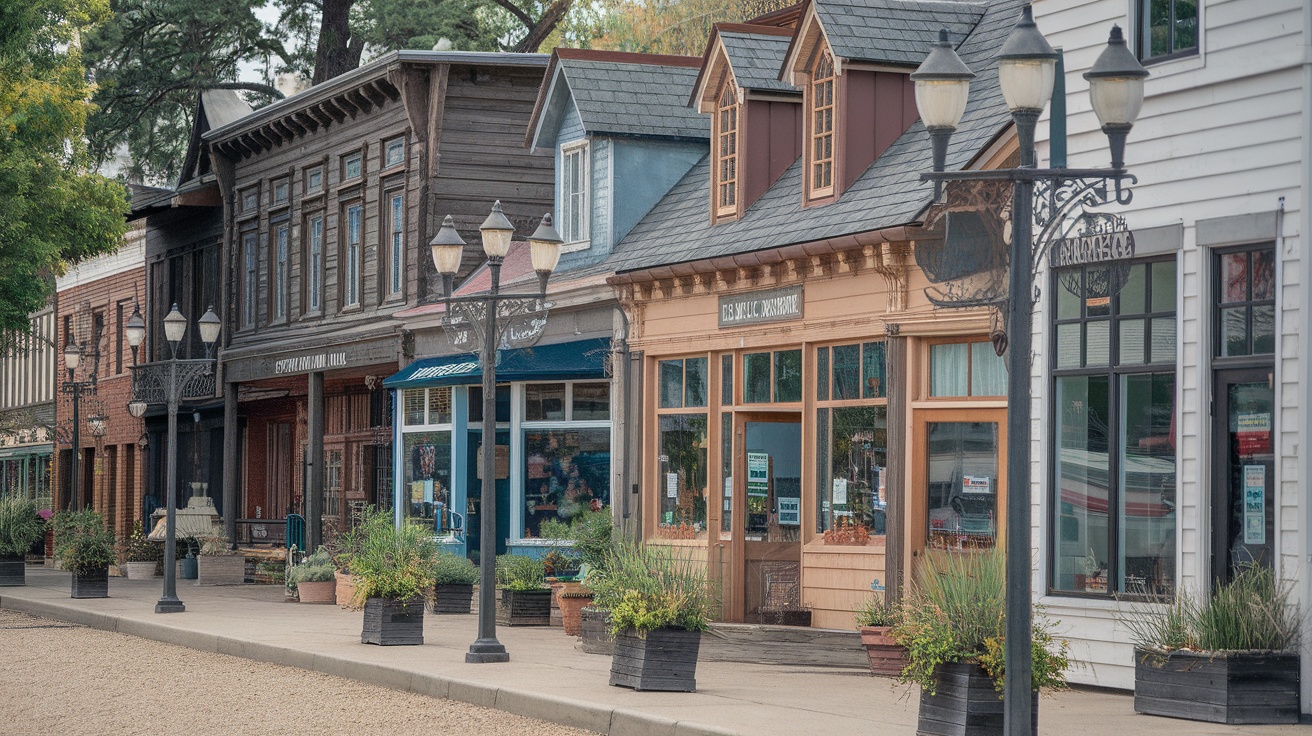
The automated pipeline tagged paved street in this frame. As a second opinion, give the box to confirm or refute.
[0,608,591,736]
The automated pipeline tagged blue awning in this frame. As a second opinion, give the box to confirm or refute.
[383,337,610,389]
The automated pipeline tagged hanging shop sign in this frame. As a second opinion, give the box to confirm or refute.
[718,286,803,328]
[1051,212,1137,301]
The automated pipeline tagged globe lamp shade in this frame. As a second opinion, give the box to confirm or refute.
[63,341,81,372]
[198,306,222,347]
[528,213,563,275]
[125,305,146,349]
[430,215,466,276]
[911,29,976,131]
[479,201,515,260]
[996,5,1058,113]
[163,304,187,344]
[1084,25,1149,128]
[128,400,148,419]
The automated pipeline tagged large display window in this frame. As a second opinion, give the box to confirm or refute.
[815,342,888,545]
[520,381,611,539]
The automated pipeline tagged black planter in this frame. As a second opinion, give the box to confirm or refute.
[70,567,110,599]
[180,555,198,579]
[581,606,614,655]
[917,662,1037,736]
[495,588,552,626]
[610,628,702,692]
[430,583,474,614]
[361,596,424,646]
[0,556,24,586]
[1134,648,1300,724]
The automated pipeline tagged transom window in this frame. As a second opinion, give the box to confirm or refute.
[1215,245,1275,358]
[929,340,1006,397]
[387,192,404,299]
[343,203,362,308]
[524,382,610,422]
[817,342,886,401]
[716,84,738,215]
[743,349,802,403]
[402,387,453,426]
[306,214,323,314]
[658,357,708,409]
[272,223,289,321]
[343,151,363,181]
[240,187,259,214]
[1136,0,1199,62]
[384,136,405,168]
[810,50,836,196]
[560,142,588,244]
[1054,260,1176,370]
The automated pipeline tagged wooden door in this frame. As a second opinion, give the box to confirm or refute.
[733,412,804,623]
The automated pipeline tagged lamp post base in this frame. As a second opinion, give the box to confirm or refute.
[155,596,186,614]
[465,639,510,663]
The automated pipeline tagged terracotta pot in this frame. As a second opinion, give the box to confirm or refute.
[555,583,593,636]
[860,625,908,677]
[298,579,336,604]
[335,571,357,607]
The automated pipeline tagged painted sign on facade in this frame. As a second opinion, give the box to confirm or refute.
[718,286,803,328]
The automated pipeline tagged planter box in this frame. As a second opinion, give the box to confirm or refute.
[1133,648,1300,724]
[121,561,157,580]
[557,588,593,637]
[361,596,424,646]
[196,554,245,585]
[918,662,1036,736]
[0,556,24,586]
[297,579,336,604]
[335,571,357,607]
[581,606,614,655]
[70,567,109,599]
[496,588,551,626]
[431,583,473,614]
[610,628,702,692]
[860,626,908,677]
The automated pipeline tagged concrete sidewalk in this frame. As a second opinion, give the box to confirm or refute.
[1,568,1302,736]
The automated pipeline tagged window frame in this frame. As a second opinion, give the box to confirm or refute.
[240,228,259,330]
[341,201,363,310]
[808,48,837,200]
[815,341,890,545]
[1213,243,1276,362]
[383,135,406,169]
[302,211,324,317]
[1135,0,1200,64]
[925,338,1008,399]
[715,81,739,219]
[657,356,710,410]
[304,165,324,195]
[384,189,405,301]
[342,150,364,182]
[271,176,290,206]
[559,140,590,247]
[270,219,290,323]
[522,381,612,424]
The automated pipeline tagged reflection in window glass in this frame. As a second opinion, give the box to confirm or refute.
[344,153,362,180]
[523,428,610,538]
[774,349,802,402]
[657,414,707,539]
[1053,375,1111,593]
[684,357,708,408]
[402,431,453,531]
[659,360,684,409]
[525,383,566,421]
[403,389,426,426]
[1118,372,1176,596]
[816,347,829,401]
[926,421,998,550]
[468,386,511,423]
[1151,261,1176,312]
[572,383,610,420]
[862,342,886,398]
[385,137,405,167]
[722,354,734,405]
[818,406,886,542]
[1215,247,1275,357]
[743,353,771,403]
[831,344,860,400]
[427,386,452,425]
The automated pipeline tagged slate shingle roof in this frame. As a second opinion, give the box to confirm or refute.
[719,30,799,94]
[816,0,987,67]
[561,58,709,140]
[604,0,1019,276]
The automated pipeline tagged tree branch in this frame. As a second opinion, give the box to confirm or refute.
[489,0,535,30]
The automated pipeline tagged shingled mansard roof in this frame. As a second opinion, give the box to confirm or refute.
[814,0,986,67]
[605,0,1019,278]
[529,49,708,150]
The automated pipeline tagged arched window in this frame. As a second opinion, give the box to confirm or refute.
[810,50,836,196]
[716,83,738,215]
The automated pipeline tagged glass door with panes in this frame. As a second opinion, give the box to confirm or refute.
[1213,370,1275,579]
[735,413,804,624]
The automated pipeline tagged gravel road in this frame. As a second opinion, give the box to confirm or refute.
[0,609,595,736]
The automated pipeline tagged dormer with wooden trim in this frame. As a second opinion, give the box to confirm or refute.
[781,0,986,206]
[692,24,802,223]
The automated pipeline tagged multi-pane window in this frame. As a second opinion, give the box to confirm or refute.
[817,342,886,400]
[716,84,738,215]
[816,342,888,543]
[384,136,405,167]
[1215,245,1275,358]
[240,187,259,214]
[929,341,1007,397]
[271,177,289,205]
[522,381,612,538]
[560,143,588,243]
[1050,257,1177,598]
[1137,0,1199,61]
[343,151,363,181]
[657,414,708,539]
[306,214,323,313]
[241,231,258,328]
[401,387,452,426]
[658,357,708,409]
[272,223,289,321]
[344,203,362,308]
[305,166,323,194]
[525,382,610,421]
[742,349,802,403]
[387,193,404,298]
[810,50,836,195]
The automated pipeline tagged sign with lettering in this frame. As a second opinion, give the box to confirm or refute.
[747,452,770,497]
[1050,213,1136,268]
[719,286,803,328]
[274,351,348,375]
[406,361,480,383]
[223,335,399,383]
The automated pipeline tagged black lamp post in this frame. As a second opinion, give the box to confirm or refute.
[429,202,562,663]
[912,5,1148,735]
[61,340,98,511]
[126,303,222,614]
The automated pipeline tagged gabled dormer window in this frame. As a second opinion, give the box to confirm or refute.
[560,141,589,246]
[716,84,738,218]
[810,50,836,198]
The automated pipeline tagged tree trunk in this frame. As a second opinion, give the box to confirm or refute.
[513,0,573,53]
[312,0,364,85]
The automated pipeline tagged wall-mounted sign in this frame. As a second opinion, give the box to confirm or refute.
[747,452,770,497]
[275,351,347,375]
[224,335,398,382]
[406,361,480,383]
[719,286,803,328]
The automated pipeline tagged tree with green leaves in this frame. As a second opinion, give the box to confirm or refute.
[0,0,129,338]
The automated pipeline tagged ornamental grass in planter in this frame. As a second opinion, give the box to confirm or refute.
[51,510,116,599]
[350,510,436,645]
[0,497,44,586]
[495,554,551,625]
[289,548,337,603]
[431,551,478,614]
[590,542,716,692]
[119,530,162,580]
[855,595,906,677]
[890,550,1068,736]
[1121,564,1301,725]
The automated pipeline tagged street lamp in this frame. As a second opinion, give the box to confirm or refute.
[913,6,1147,735]
[127,303,222,614]
[430,202,561,663]
[88,414,108,438]
[61,338,96,511]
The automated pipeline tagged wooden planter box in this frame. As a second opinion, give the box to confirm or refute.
[196,554,245,585]
[610,628,702,692]
[120,561,157,580]
[496,588,551,626]
[918,662,1036,736]
[297,579,336,603]
[431,583,473,614]
[335,571,357,607]
[361,596,424,645]
[70,567,109,599]
[581,606,614,655]
[0,556,24,586]
[1133,648,1300,724]
[860,626,908,677]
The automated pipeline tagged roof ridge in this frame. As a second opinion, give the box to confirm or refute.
[714,22,797,37]
[555,48,703,68]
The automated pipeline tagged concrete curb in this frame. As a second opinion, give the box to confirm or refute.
[0,594,740,736]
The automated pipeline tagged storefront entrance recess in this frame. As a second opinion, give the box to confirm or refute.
[737,415,803,624]
[1212,369,1275,581]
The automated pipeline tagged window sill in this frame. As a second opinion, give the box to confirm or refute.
[378,163,407,179]
[339,305,363,316]
[804,538,886,553]
[560,240,590,254]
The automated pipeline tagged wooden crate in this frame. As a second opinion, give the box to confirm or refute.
[430,584,473,614]
[360,597,424,646]
[70,567,109,599]
[1134,649,1300,724]
[610,628,702,692]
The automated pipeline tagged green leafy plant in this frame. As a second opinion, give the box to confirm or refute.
[348,510,438,605]
[854,595,901,628]
[891,550,1068,694]
[432,551,478,585]
[0,497,44,558]
[289,547,337,585]
[496,554,547,591]
[1122,563,1300,654]
[588,541,716,635]
[119,530,161,564]
[331,508,386,574]
[50,510,116,575]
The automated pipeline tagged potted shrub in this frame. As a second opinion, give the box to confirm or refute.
[430,551,478,614]
[591,542,715,692]
[495,554,552,625]
[51,510,116,599]
[0,497,44,586]
[289,548,336,603]
[195,535,244,585]
[855,595,906,677]
[330,517,371,608]
[1123,564,1301,724]
[351,510,436,645]
[559,510,616,650]
[119,530,161,580]
[891,550,1068,736]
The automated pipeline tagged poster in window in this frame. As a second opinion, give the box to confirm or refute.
[962,476,991,495]
[1243,465,1265,545]
[778,497,800,526]
[1236,413,1271,456]
[747,452,769,497]
[832,477,848,506]
[666,472,679,498]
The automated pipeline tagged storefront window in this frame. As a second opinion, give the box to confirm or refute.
[744,352,771,403]
[930,341,1006,397]
[402,431,453,531]
[926,422,999,550]
[657,414,708,539]
[523,427,610,538]
[403,387,451,426]
[659,358,708,409]
[818,342,886,400]
[817,406,887,542]
[572,383,610,420]
[720,412,732,535]
[525,383,566,421]
[743,349,802,403]
[721,354,734,405]
[469,386,511,422]
[1216,245,1275,357]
